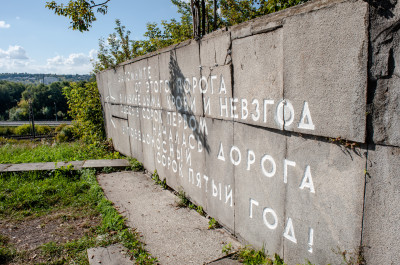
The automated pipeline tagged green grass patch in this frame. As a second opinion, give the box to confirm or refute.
[0,168,157,264]
[0,139,122,164]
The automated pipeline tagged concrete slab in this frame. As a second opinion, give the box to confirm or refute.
[108,117,131,157]
[232,29,284,130]
[283,135,366,265]
[233,122,286,256]
[105,65,127,105]
[200,29,231,67]
[4,162,57,172]
[170,111,207,208]
[204,118,235,231]
[201,65,233,121]
[55,161,84,170]
[87,244,134,265]
[140,110,156,173]
[173,40,203,116]
[127,106,144,165]
[282,0,368,141]
[82,159,130,169]
[97,171,241,265]
[0,164,11,171]
[158,50,176,113]
[363,145,400,265]
[372,76,400,147]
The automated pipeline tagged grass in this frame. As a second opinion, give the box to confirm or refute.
[0,138,122,164]
[0,168,157,264]
[0,139,156,264]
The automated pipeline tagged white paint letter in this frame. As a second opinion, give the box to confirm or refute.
[225,185,233,207]
[283,159,296,184]
[220,97,229,117]
[217,142,225,161]
[298,102,315,130]
[275,99,295,128]
[219,76,227,94]
[263,100,274,123]
[263,208,278,230]
[251,99,260,121]
[230,146,241,166]
[249,199,259,219]
[308,228,314,253]
[241,99,248,120]
[212,179,218,197]
[283,218,297,244]
[247,150,255,171]
[299,165,315,193]
[261,155,276,178]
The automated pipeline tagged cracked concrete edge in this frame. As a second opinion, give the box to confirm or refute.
[87,244,134,265]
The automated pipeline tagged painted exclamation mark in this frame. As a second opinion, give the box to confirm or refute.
[308,228,314,253]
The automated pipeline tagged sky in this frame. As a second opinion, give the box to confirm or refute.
[0,0,184,75]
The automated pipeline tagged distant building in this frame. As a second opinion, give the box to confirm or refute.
[41,76,60,85]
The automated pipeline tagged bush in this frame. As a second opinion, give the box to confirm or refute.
[36,125,52,135]
[63,82,105,143]
[14,124,53,136]
[56,125,76,142]
[0,127,15,136]
[14,124,31,135]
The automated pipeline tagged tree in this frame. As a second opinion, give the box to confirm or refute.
[46,0,110,32]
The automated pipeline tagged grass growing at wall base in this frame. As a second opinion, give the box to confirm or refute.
[0,138,122,164]
[0,168,157,264]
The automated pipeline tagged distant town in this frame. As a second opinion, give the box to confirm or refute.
[0,73,92,85]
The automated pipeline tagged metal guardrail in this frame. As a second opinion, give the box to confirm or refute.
[0,121,72,127]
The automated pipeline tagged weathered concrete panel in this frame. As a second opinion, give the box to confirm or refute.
[200,65,233,120]
[105,65,127,105]
[152,110,179,187]
[171,41,203,117]
[200,29,231,67]
[363,144,400,265]
[204,118,235,230]
[109,117,131,157]
[234,122,286,256]
[232,29,283,129]
[283,0,368,141]
[283,137,366,265]
[371,76,400,147]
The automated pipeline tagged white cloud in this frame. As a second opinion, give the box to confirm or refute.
[0,21,10,29]
[0,45,28,60]
[0,46,96,74]
[16,17,20,20]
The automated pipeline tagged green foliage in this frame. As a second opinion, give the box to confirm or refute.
[208,217,220,229]
[152,170,167,189]
[128,157,144,171]
[13,124,53,136]
[46,0,110,32]
[0,168,157,263]
[222,242,233,255]
[63,81,105,143]
[0,140,121,164]
[235,246,312,265]
[196,205,205,216]
[55,124,76,142]
[0,127,16,136]
[176,189,190,208]
[3,81,70,121]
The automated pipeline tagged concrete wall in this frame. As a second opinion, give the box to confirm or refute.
[96,0,400,263]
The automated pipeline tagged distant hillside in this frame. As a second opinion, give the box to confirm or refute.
[0,73,92,84]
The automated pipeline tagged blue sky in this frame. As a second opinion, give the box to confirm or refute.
[0,0,183,74]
